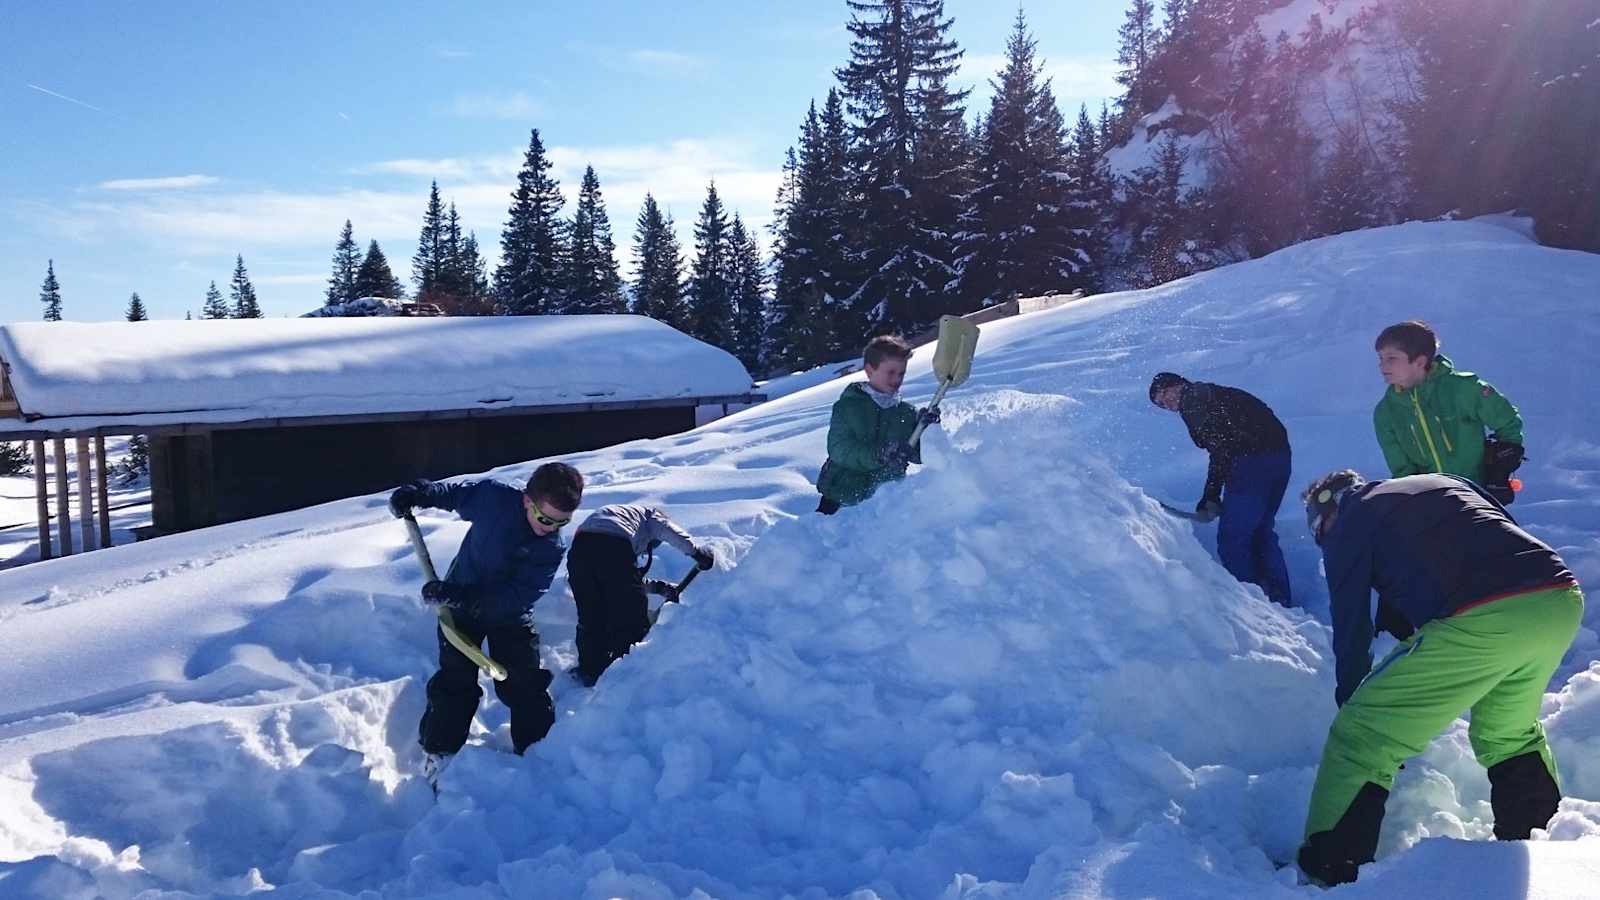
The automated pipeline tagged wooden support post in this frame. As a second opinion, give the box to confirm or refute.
[33,440,51,561]
[53,438,73,555]
[96,436,111,548]
[77,437,94,551]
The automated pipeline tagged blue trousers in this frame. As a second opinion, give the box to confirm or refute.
[1219,449,1293,606]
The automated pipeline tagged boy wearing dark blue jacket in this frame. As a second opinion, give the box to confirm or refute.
[388,462,584,765]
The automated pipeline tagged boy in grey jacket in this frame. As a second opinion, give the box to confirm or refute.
[568,504,715,685]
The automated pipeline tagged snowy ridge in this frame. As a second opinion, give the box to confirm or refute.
[1,220,1598,897]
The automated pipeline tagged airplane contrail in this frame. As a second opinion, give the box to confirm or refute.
[26,83,106,113]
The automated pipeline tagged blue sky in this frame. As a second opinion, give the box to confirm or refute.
[0,1,1123,322]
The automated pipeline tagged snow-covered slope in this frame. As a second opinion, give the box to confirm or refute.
[1,219,1597,898]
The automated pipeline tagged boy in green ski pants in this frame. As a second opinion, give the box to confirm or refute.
[815,335,940,514]
[1373,320,1526,502]
[1297,469,1583,886]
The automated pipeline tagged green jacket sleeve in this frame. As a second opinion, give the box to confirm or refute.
[826,395,880,471]
[1373,402,1420,477]
[1468,376,1524,445]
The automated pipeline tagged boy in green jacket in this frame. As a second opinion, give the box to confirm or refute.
[1373,321,1525,502]
[816,335,940,514]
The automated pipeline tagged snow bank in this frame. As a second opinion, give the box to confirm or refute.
[0,315,752,426]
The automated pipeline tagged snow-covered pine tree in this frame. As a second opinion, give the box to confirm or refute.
[495,129,567,315]
[229,255,262,318]
[125,292,148,321]
[325,219,360,306]
[353,241,406,300]
[39,260,62,321]
[687,181,736,352]
[727,215,767,373]
[629,195,691,330]
[836,0,967,337]
[201,280,230,319]
[954,10,1090,311]
[566,166,625,314]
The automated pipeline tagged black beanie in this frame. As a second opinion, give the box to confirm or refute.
[1149,372,1188,404]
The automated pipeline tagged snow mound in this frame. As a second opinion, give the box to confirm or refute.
[400,392,1331,898]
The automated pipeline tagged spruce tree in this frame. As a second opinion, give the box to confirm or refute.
[1311,130,1387,238]
[630,195,691,330]
[836,0,967,336]
[687,181,736,352]
[412,182,448,297]
[496,128,568,315]
[353,240,406,299]
[954,10,1092,310]
[325,219,360,306]
[727,216,767,373]
[39,260,62,321]
[121,291,152,479]
[436,203,466,300]
[125,292,148,321]
[201,280,230,319]
[565,166,625,314]
[1116,0,1159,122]
[229,255,262,318]
[457,232,494,313]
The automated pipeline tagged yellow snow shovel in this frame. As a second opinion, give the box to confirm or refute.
[909,315,980,446]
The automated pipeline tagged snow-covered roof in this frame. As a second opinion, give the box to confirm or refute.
[0,315,754,436]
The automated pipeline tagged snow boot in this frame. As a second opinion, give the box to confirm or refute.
[1298,782,1388,886]
[1488,751,1561,840]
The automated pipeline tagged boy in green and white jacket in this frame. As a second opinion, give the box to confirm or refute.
[1373,320,1525,502]
[816,335,940,514]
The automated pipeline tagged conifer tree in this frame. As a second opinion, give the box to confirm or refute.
[1116,0,1159,121]
[201,280,230,319]
[565,166,625,314]
[121,286,152,479]
[836,0,967,336]
[229,255,262,318]
[687,181,736,352]
[412,182,448,297]
[125,292,148,321]
[1311,130,1387,238]
[496,128,568,315]
[630,195,691,331]
[325,219,360,306]
[954,10,1091,309]
[438,203,466,298]
[353,240,406,299]
[727,216,767,373]
[39,260,62,321]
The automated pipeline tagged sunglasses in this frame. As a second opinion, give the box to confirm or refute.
[526,499,572,528]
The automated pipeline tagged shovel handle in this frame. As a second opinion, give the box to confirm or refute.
[908,378,953,447]
[403,513,508,681]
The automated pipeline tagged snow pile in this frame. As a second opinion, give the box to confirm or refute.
[0,315,752,428]
[1,219,1598,897]
[408,393,1329,898]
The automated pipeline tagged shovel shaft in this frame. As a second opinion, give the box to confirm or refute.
[908,378,953,446]
[403,513,508,681]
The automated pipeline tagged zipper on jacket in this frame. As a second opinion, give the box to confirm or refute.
[1410,391,1445,471]
[1435,416,1453,453]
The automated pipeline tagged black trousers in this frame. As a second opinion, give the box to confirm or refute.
[418,617,554,755]
[568,532,650,685]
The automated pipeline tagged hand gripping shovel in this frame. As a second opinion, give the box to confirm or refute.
[909,315,980,447]
[647,566,703,626]
[403,512,508,681]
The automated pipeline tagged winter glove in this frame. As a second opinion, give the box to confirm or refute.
[1194,498,1223,523]
[877,442,913,467]
[388,479,431,518]
[692,546,716,571]
[420,580,462,609]
[917,405,942,426]
[645,578,678,599]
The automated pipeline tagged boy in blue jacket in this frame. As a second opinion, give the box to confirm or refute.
[388,462,584,768]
